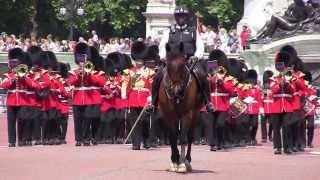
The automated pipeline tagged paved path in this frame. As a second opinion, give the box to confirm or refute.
[0,114,320,180]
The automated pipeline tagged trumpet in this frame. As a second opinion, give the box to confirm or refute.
[83,61,94,73]
[14,64,28,78]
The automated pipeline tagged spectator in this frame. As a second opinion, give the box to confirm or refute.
[240,25,251,50]
[91,30,99,43]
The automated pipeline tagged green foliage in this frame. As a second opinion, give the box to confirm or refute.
[51,0,147,37]
[176,0,243,29]
[0,0,243,38]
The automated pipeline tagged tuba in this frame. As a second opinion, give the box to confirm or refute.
[230,97,247,118]
[83,61,94,73]
[14,64,28,78]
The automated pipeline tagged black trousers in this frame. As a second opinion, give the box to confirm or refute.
[7,106,21,144]
[73,106,85,142]
[240,114,259,142]
[306,115,315,146]
[73,105,100,143]
[59,114,68,140]
[207,111,228,147]
[194,112,209,142]
[128,108,150,147]
[298,115,315,147]
[271,113,292,149]
[32,114,42,141]
[261,115,273,140]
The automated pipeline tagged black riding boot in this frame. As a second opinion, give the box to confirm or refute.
[191,68,213,112]
[151,69,164,109]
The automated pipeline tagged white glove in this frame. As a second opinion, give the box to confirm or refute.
[230,97,237,104]
[259,107,264,115]
[147,96,152,104]
[285,75,292,82]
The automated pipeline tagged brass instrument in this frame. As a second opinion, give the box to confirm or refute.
[280,68,294,79]
[215,66,227,76]
[83,61,94,73]
[14,64,28,78]
[230,97,247,118]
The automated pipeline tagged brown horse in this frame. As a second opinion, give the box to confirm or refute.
[158,43,202,173]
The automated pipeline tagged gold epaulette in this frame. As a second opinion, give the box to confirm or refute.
[41,69,48,74]
[122,69,130,76]
[97,70,105,76]
[69,70,76,75]
[224,75,233,82]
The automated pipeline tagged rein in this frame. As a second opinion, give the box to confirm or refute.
[163,65,192,104]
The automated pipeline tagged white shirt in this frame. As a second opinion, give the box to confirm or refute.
[159,25,205,60]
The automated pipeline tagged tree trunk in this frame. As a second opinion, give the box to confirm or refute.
[30,0,39,38]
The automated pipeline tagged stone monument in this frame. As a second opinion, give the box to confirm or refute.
[144,0,176,40]
[237,0,293,36]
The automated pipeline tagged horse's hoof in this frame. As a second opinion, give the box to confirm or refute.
[177,163,187,173]
[185,161,192,172]
[168,163,178,172]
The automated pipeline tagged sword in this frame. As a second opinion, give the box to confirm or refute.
[123,104,149,144]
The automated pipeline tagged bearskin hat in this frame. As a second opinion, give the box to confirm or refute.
[275,51,293,68]
[131,41,148,61]
[228,58,241,78]
[247,69,258,80]
[106,52,122,75]
[46,51,59,71]
[209,49,230,72]
[74,42,104,71]
[58,62,70,79]
[263,70,274,84]
[8,48,32,68]
[304,71,312,83]
[27,45,42,67]
[144,45,160,68]
[104,58,116,76]
[280,45,298,58]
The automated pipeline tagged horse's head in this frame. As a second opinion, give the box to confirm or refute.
[165,42,187,82]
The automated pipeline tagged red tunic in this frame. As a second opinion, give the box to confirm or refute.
[291,71,309,111]
[1,72,41,107]
[100,76,120,112]
[67,69,105,106]
[208,75,237,112]
[262,88,275,114]
[270,75,296,113]
[238,84,262,115]
[124,67,154,108]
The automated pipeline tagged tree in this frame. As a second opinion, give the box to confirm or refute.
[176,0,244,29]
[51,0,148,38]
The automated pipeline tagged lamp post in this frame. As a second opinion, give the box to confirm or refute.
[59,0,85,40]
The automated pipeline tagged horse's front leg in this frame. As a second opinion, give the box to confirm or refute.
[185,129,194,172]
[177,122,188,173]
[168,128,179,172]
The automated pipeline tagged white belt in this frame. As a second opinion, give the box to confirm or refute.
[273,94,292,98]
[101,95,113,99]
[73,87,100,91]
[132,87,149,92]
[211,92,229,97]
[263,100,274,103]
[60,100,68,103]
[7,90,35,94]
